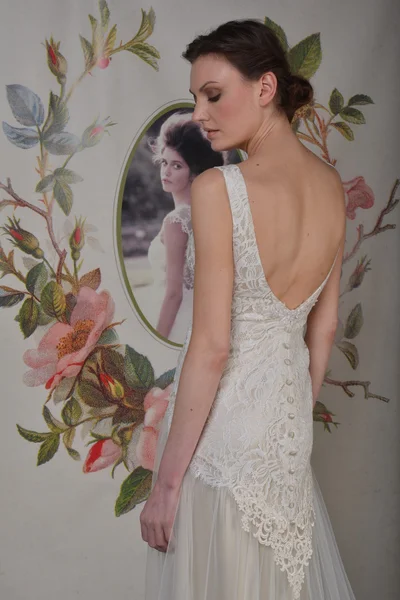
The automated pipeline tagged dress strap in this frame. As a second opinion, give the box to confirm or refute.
[213,164,245,224]
[163,204,192,236]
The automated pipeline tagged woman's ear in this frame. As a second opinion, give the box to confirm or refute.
[259,72,277,107]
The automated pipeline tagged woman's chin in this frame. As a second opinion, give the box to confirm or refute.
[209,138,222,150]
[211,137,235,152]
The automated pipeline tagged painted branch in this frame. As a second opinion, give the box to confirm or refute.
[325,376,390,402]
[343,179,399,264]
[0,178,65,262]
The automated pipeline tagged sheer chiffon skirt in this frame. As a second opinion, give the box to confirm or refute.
[144,414,357,600]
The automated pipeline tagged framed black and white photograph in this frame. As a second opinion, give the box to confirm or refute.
[119,104,241,345]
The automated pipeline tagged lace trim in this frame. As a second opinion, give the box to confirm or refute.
[163,204,192,236]
[189,456,315,600]
[183,231,195,290]
[161,205,193,290]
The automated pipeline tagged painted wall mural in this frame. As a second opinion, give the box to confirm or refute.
[0,3,397,518]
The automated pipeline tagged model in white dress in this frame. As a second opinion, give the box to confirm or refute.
[142,203,193,344]
[144,164,356,600]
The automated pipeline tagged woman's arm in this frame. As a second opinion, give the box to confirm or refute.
[156,220,187,339]
[305,235,345,407]
[155,169,233,490]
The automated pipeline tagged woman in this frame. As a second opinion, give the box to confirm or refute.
[141,19,356,600]
[146,112,224,343]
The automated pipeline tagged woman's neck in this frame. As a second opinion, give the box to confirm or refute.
[172,185,192,208]
[243,111,300,160]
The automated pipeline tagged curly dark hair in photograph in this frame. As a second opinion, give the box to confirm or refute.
[149,112,225,176]
[182,19,314,123]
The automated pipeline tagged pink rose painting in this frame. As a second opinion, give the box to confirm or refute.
[0,4,396,516]
[343,176,375,220]
[23,287,115,390]
[83,439,122,473]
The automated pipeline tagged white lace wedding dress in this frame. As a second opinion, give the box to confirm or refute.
[144,164,356,600]
[144,204,193,344]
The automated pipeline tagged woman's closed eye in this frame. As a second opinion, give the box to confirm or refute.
[208,94,221,103]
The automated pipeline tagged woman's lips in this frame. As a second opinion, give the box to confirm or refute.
[206,130,219,139]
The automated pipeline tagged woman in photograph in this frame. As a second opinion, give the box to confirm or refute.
[147,111,224,343]
[141,18,356,600]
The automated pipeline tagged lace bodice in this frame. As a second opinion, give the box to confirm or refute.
[147,203,194,290]
[165,164,339,599]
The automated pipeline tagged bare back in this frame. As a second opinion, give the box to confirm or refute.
[238,147,345,311]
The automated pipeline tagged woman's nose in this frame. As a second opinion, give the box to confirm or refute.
[192,102,208,124]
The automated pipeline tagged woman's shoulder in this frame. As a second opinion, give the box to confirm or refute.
[190,165,237,200]
[166,203,191,219]
[301,146,343,186]
[163,204,192,235]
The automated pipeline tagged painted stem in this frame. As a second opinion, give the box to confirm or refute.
[304,118,324,152]
[64,68,91,104]
[0,179,66,283]
[297,132,316,145]
[314,111,334,164]
[68,411,116,431]
[343,179,399,264]
[73,258,79,283]
[325,377,390,402]
[60,152,76,170]
[43,257,57,279]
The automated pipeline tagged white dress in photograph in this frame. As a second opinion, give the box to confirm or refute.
[144,203,193,344]
[144,164,356,600]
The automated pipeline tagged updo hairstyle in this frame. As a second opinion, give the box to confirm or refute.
[149,111,225,176]
[182,19,314,123]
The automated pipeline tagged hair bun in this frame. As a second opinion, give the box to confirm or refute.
[287,74,314,114]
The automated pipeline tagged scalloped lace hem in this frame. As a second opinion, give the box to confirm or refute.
[189,456,316,600]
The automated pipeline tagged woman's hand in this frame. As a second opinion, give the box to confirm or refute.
[140,480,181,552]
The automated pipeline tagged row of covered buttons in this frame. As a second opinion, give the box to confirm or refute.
[283,338,296,508]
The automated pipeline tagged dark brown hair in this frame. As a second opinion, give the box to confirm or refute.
[182,19,313,123]
[149,111,225,176]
